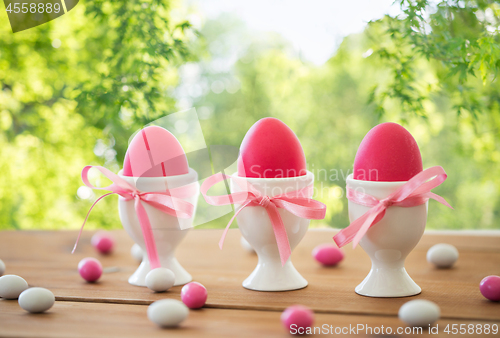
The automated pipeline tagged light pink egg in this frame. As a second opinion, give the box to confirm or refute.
[78,257,102,282]
[480,275,500,301]
[281,305,314,333]
[181,282,207,309]
[122,126,189,178]
[91,232,114,255]
[312,244,344,266]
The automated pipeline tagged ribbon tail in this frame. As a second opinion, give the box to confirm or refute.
[351,206,384,248]
[427,192,453,209]
[219,200,252,250]
[333,205,385,248]
[266,204,291,267]
[72,192,115,254]
[134,198,161,269]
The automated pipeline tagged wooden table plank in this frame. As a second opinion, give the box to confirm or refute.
[0,300,497,337]
[0,229,499,321]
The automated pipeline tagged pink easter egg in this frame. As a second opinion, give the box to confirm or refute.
[281,305,314,333]
[237,118,306,178]
[181,282,207,309]
[354,122,423,182]
[78,257,102,282]
[480,275,500,301]
[122,126,189,178]
[91,232,114,255]
[312,244,344,266]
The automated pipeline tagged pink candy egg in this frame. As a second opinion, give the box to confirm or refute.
[78,257,102,282]
[480,275,500,301]
[181,282,207,309]
[91,232,114,255]
[122,126,189,178]
[312,244,344,266]
[281,305,314,333]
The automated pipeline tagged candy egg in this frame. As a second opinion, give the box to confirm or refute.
[181,282,207,309]
[237,118,306,178]
[148,299,189,327]
[479,275,500,301]
[0,259,5,276]
[0,275,28,299]
[18,287,55,313]
[123,126,189,178]
[281,305,314,332]
[78,257,103,282]
[354,122,423,181]
[426,243,459,268]
[131,244,143,262]
[312,244,344,266]
[145,268,175,292]
[398,300,440,327]
[91,232,115,255]
[240,237,255,253]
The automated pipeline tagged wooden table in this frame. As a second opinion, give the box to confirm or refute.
[0,229,499,337]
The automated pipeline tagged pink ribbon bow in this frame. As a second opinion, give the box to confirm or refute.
[333,166,453,248]
[201,173,327,266]
[73,165,196,269]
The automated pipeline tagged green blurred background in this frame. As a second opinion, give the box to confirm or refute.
[0,0,499,231]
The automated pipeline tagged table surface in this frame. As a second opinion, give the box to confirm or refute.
[0,229,499,337]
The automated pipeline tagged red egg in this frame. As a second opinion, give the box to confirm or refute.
[353,122,422,182]
[122,126,189,177]
[237,118,306,178]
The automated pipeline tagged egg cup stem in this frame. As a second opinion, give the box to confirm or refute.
[347,174,427,297]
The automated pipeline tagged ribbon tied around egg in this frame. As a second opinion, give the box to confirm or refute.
[333,166,453,248]
[201,173,327,266]
[73,166,196,269]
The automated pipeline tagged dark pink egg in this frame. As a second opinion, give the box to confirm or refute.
[122,126,189,177]
[91,232,114,255]
[78,257,102,282]
[181,282,207,309]
[480,276,500,301]
[237,118,306,178]
[312,244,344,266]
[353,122,423,182]
[281,305,314,333]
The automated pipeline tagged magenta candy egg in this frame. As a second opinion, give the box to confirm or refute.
[181,282,207,309]
[480,275,500,301]
[78,258,102,282]
[312,244,344,266]
[281,305,314,332]
[91,232,114,254]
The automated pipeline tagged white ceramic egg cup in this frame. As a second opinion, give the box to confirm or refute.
[118,168,199,287]
[230,171,314,291]
[347,174,427,297]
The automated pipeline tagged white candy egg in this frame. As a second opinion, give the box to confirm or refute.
[145,268,175,292]
[147,299,189,327]
[0,259,5,276]
[0,275,28,299]
[240,237,255,253]
[427,243,459,268]
[131,244,143,262]
[18,287,55,313]
[399,300,440,327]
